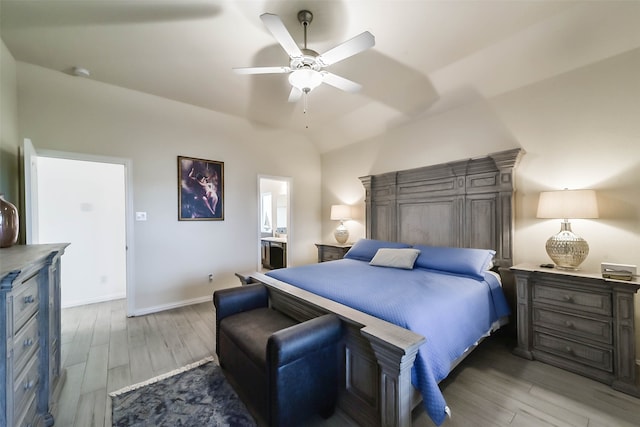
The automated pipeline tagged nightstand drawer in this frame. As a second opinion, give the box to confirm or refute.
[533,283,611,316]
[533,307,612,344]
[316,243,352,263]
[534,331,613,372]
[322,247,345,261]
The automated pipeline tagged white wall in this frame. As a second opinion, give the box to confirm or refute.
[322,48,640,346]
[17,62,322,315]
[0,39,20,209]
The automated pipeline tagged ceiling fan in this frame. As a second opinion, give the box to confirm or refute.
[233,10,375,107]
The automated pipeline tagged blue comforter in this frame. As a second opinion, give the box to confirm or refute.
[266,259,510,425]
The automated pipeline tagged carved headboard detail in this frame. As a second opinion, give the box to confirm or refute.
[359,148,524,268]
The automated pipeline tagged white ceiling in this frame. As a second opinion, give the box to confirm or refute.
[2,1,639,153]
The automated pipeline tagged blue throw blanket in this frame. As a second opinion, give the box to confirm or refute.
[266,259,510,425]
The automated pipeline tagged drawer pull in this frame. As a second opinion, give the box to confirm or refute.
[23,338,34,347]
[563,295,574,303]
[24,379,34,390]
[565,346,574,355]
[24,294,35,304]
[564,321,575,329]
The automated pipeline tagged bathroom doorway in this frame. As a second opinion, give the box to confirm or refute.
[258,176,290,272]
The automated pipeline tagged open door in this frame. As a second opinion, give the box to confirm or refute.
[258,176,291,271]
[21,141,134,315]
[21,138,39,244]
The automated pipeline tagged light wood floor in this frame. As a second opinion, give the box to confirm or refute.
[55,299,640,427]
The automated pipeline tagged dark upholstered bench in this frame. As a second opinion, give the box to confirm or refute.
[213,284,342,427]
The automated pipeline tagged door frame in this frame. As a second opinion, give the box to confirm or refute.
[257,175,292,271]
[26,146,136,316]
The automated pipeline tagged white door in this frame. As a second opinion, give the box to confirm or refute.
[21,138,39,244]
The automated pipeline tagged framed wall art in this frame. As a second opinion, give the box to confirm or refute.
[178,156,224,220]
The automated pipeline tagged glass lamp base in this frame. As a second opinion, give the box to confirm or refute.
[545,222,589,270]
[334,223,349,245]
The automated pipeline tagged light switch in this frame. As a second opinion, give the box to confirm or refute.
[135,212,147,221]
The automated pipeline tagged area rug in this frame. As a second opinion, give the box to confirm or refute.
[109,356,256,426]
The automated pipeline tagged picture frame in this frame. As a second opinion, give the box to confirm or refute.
[178,156,224,220]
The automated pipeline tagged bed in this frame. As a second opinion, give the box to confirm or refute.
[242,148,523,426]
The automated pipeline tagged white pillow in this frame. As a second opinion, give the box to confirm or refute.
[369,248,421,270]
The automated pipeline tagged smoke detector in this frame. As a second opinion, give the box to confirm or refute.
[72,66,91,78]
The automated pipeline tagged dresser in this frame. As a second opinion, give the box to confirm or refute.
[511,263,640,396]
[1,244,69,427]
[315,243,352,263]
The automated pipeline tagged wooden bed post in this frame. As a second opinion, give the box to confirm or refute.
[363,329,422,427]
[490,148,524,268]
[360,175,372,239]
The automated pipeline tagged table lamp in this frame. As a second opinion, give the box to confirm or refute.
[330,204,351,244]
[536,189,599,270]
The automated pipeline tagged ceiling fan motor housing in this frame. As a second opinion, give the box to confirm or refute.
[290,51,322,71]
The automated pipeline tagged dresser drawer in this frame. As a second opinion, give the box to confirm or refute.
[533,306,612,345]
[14,354,41,420]
[14,313,40,373]
[533,282,611,316]
[13,274,40,331]
[14,388,38,427]
[534,331,613,372]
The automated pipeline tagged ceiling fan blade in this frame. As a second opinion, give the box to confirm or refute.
[322,72,362,93]
[288,87,302,103]
[233,66,291,75]
[260,13,303,59]
[318,31,375,66]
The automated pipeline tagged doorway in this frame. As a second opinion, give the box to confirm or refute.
[25,145,132,311]
[258,176,290,271]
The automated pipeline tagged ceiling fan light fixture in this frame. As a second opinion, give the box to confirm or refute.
[288,69,323,93]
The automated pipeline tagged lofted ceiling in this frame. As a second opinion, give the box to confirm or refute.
[2,1,639,153]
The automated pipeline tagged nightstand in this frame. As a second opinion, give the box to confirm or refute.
[511,263,640,397]
[315,243,352,263]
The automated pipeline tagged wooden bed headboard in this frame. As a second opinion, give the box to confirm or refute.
[359,148,523,268]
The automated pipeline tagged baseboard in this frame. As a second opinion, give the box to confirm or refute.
[129,295,212,317]
[62,292,127,309]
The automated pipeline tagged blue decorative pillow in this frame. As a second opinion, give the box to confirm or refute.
[413,245,496,280]
[344,239,412,262]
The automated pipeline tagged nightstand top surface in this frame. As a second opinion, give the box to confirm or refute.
[315,242,353,248]
[511,263,640,286]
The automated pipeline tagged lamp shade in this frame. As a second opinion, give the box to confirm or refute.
[536,189,599,220]
[330,204,351,221]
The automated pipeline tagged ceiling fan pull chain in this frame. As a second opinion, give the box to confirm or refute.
[304,92,310,129]
[303,91,309,114]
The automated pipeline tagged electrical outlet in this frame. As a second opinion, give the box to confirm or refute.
[208,273,214,282]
